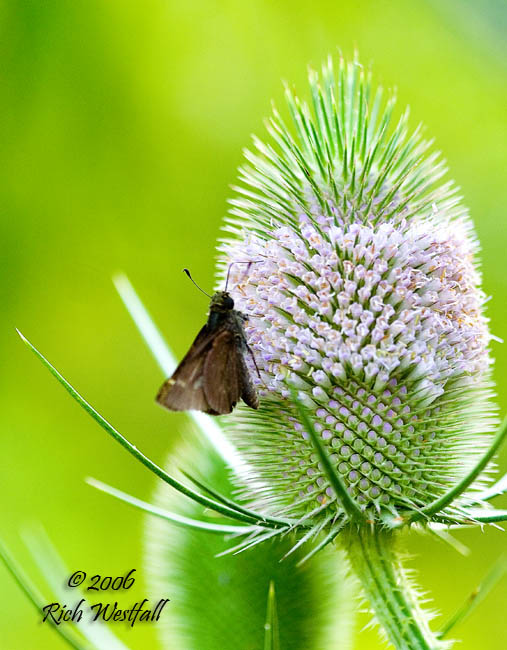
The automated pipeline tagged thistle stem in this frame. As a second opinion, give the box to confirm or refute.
[345,526,450,650]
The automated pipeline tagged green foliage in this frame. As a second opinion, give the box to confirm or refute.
[144,430,355,650]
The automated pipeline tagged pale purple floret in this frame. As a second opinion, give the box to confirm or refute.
[227,214,489,404]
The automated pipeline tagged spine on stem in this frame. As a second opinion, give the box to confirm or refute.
[344,526,451,650]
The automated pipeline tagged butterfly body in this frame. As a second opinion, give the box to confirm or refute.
[156,291,259,415]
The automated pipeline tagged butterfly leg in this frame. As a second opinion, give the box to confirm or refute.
[246,344,263,381]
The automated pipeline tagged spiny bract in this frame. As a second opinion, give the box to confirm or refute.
[217,57,496,526]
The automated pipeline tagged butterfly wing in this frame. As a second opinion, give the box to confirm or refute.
[156,325,219,415]
[202,330,241,415]
[239,353,259,410]
[203,330,259,414]
[157,316,259,416]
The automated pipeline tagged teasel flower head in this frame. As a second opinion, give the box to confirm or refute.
[217,56,498,530]
[211,56,507,650]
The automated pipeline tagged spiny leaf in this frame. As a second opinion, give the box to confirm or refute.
[414,414,507,521]
[437,556,507,639]
[16,329,287,530]
[20,526,129,650]
[291,389,364,522]
[180,469,291,529]
[86,477,257,534]
[0,541,92,650]
[264,581,280,650]
[476,472,507,502]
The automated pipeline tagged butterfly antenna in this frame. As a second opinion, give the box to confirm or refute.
[183,268,212,298]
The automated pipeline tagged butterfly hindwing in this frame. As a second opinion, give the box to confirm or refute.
[203,329,242,414]
[239,352,260,410]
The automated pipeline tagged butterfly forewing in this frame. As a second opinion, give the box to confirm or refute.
[156,325,218,414]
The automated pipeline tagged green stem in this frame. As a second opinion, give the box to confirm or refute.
[345,525,451,650]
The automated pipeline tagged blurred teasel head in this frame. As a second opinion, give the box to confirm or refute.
[217,56,497,528]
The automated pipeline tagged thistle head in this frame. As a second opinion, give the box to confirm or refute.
[217,56,497,527]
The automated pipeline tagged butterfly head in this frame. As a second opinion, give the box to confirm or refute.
[210,291,235,312]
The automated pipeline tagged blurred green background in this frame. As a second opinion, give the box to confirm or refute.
[1,1,506,648]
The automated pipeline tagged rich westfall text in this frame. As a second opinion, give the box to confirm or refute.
[41,597,170,627]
